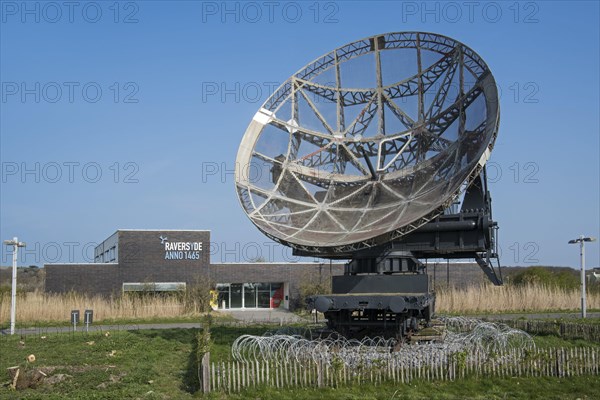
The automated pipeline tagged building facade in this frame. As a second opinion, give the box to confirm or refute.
[45,229,344,310]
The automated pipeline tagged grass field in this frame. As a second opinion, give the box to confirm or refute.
[1,283,599,326]
[1,325,599,399]
[0,328,197,399]
[215,376,600,400]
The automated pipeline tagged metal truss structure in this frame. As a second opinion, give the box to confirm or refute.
[235,32,499,254]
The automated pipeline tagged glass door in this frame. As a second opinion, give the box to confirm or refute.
[216,284,230,309]
[270,283,284,308]
[257,283,271,308]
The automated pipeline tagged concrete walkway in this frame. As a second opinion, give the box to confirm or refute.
[3,311,596,336]
[216,309,308,323]
[0,310,306,336]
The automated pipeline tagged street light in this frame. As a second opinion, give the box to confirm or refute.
[3,237,26,335]
[568,235,597,319]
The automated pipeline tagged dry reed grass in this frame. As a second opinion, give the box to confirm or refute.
[0,291,203,324]
[437,283,600,314]
[0,284,598,324]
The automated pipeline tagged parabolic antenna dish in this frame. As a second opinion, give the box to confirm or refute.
[235,32,499,253]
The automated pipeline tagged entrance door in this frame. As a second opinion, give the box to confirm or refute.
[257,283,270,308]
[270,283,284,308]
[216,282,286,309]
[216,284,230,309]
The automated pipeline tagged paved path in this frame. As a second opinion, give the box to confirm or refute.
[1,309,307,336]
[218,309,308,323]
[3,311,597,336]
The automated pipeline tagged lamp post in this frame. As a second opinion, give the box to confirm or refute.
[568,235,597,318]
[3,237,26,335]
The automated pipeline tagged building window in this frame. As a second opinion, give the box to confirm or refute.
[230,283,243,308]
[243,283,257,308]
[108,246,116,262]
[122,282,186,293]
[214,282,284,310]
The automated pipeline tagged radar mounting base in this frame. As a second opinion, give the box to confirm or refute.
[305,171,502,339]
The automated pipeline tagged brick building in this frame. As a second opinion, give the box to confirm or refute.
[45,229,344,310]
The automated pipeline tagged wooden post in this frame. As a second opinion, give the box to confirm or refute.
[584,348,589,375]
[227,361,231,394]
[231,361,236,392]
[569,348,574,377]
[266,361,270,385]
[200,352,211,393]
[294,360,298,387]
[577,347,581,376]
[317,361,323,387]
[245,362,249,388]
[281,362,284,388]
[256,359,260,386]
[594,348,598,375]
[238,361,242,391]
[399,364,403,384]
[220,361,225,393]
[557,348,563,377]
[236,361,240,392]
[216,362,221,390]
[592,348,597,375]
[452,356,456,381]
[303,363,307,387]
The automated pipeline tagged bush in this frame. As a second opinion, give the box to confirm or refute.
[183,275,214,314]
[298,277,331,309]
[510,267,579,290]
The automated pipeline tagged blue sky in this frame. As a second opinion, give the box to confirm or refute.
[1,1,598,268]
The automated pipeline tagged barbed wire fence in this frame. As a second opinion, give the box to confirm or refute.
[203,318,598,393]
[231,317,535,369]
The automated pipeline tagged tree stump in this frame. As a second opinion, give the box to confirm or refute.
[6,366,47,390]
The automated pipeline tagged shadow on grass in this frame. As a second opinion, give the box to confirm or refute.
[125,326,275,394]
[183,330,200,394]
[126,328,200,394]
[128,328,201,393]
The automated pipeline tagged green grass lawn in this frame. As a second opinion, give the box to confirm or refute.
[0,328,198,399]
[0,326,598,399]
[210,376,600,400]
